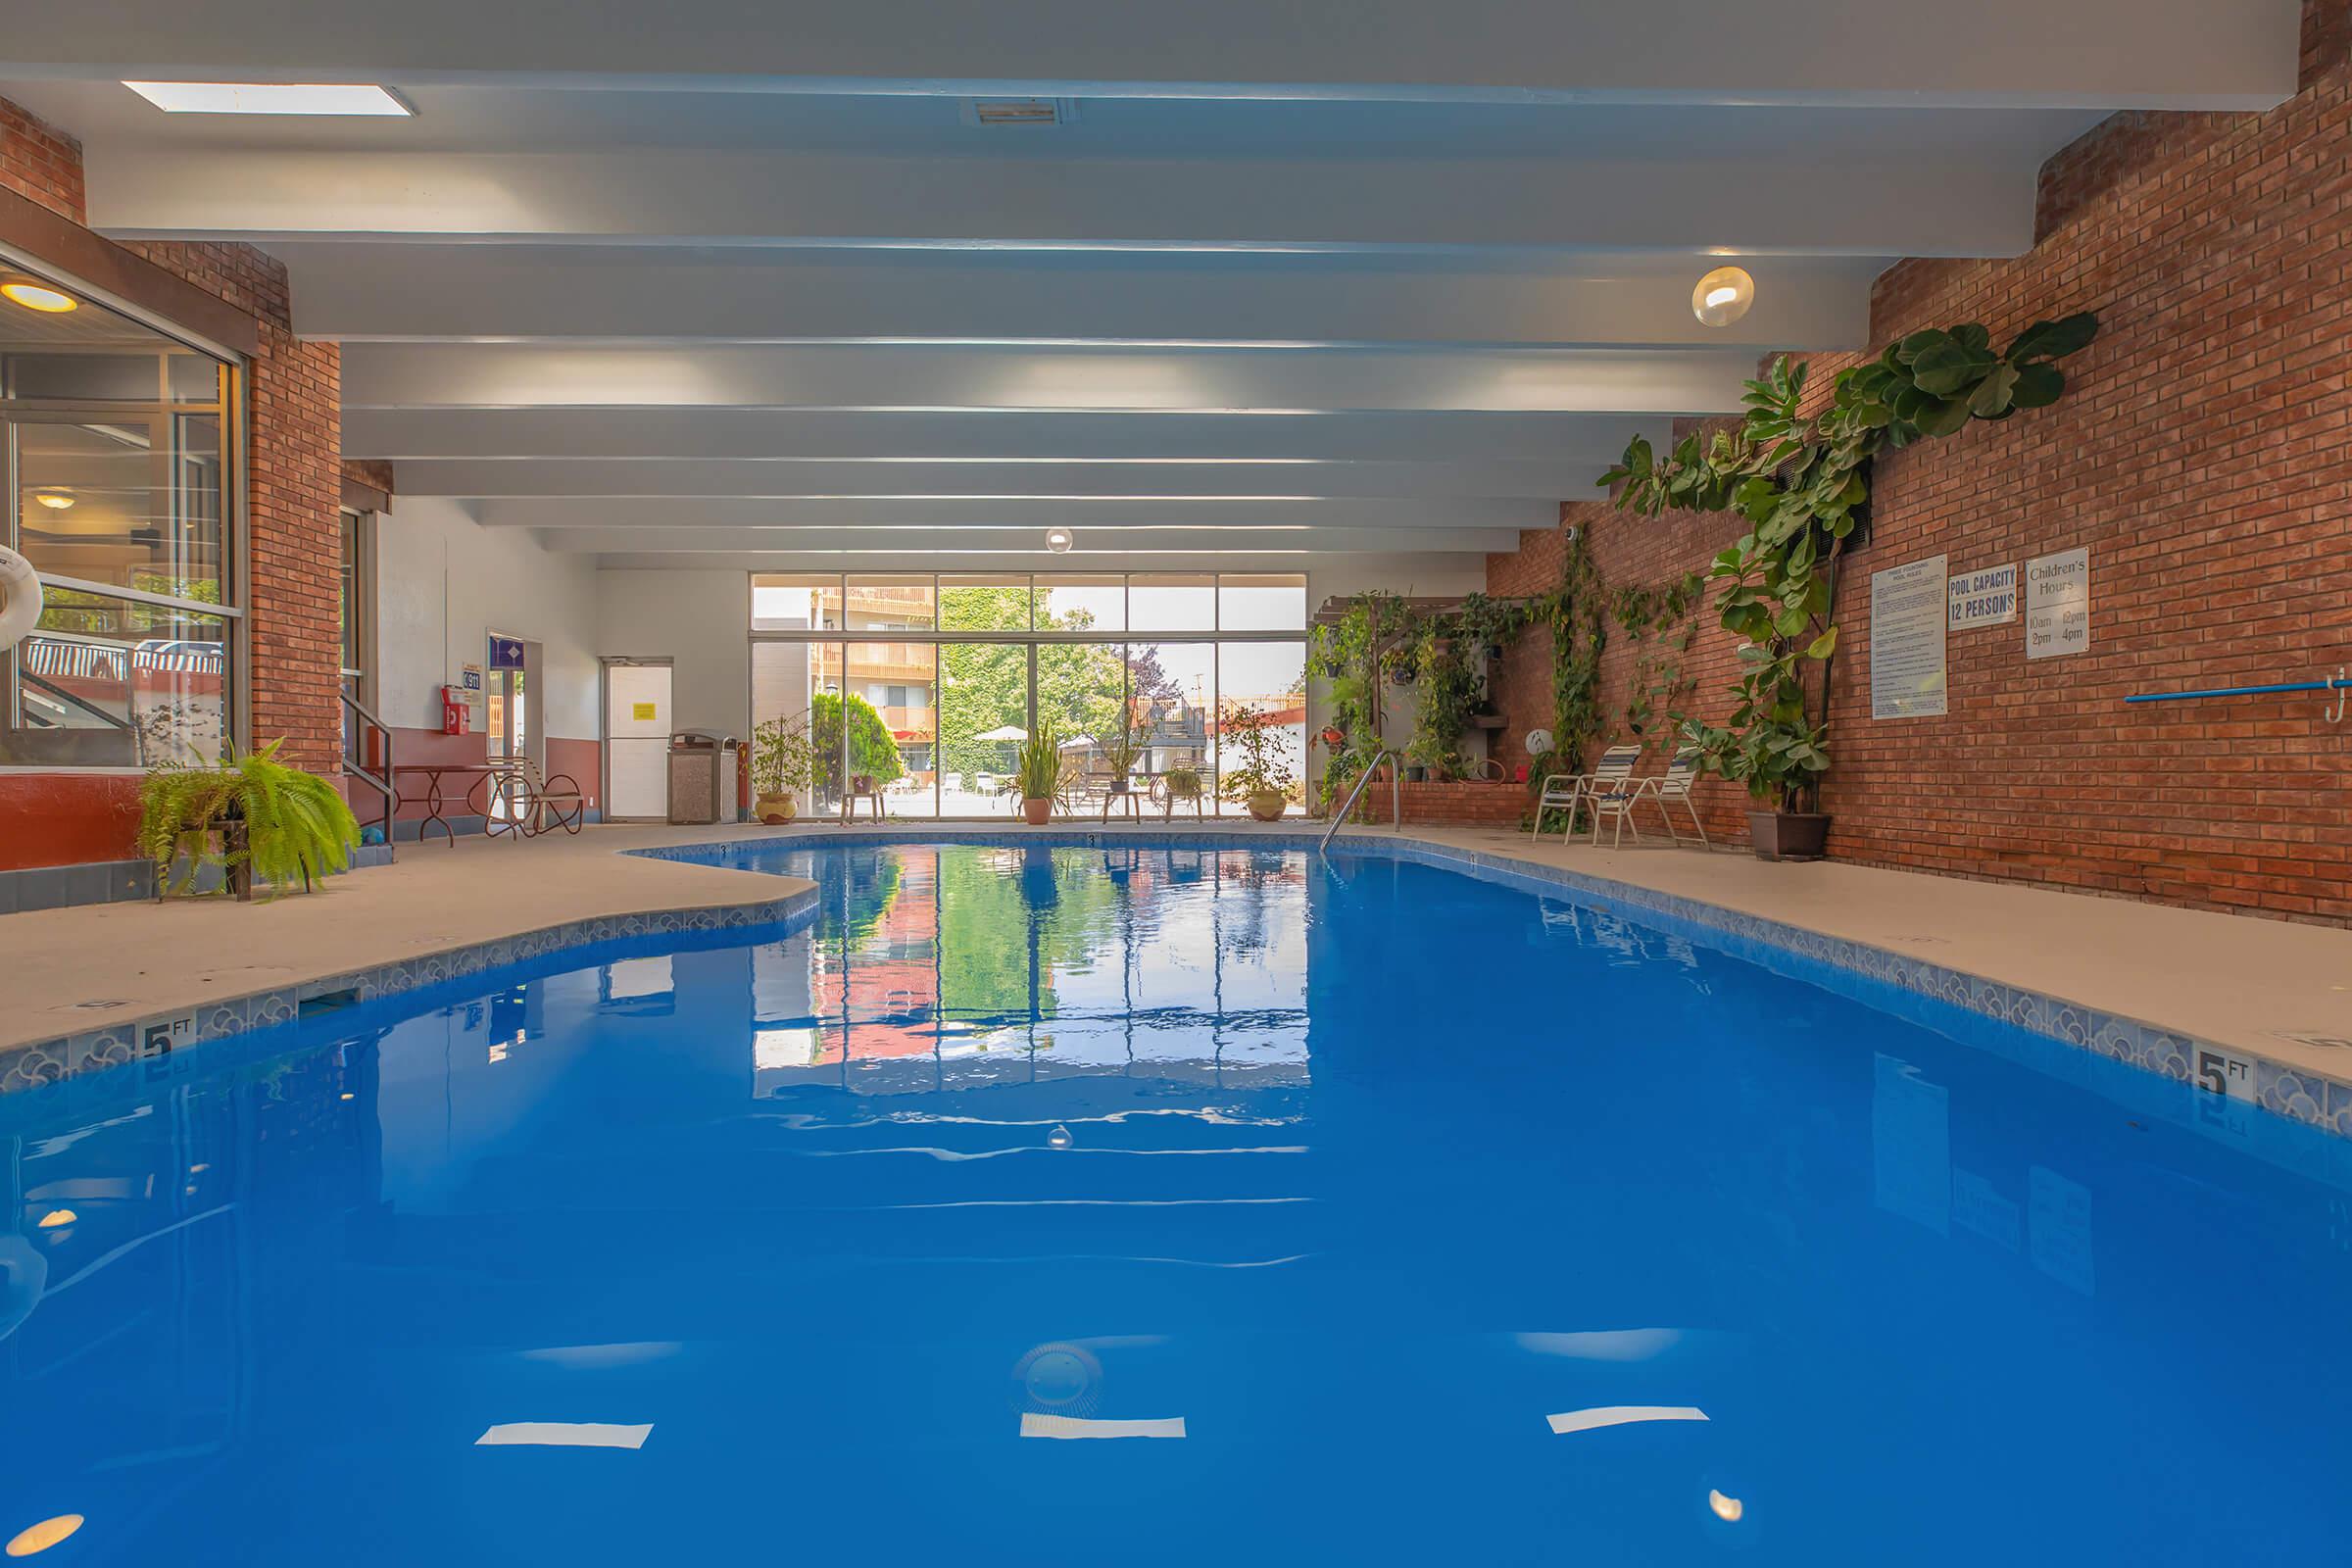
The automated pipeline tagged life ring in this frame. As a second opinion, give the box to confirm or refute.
[0,1235,48,1344]
[0,545,41,652]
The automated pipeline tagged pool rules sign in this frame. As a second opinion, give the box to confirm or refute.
[2026,548,2091,659]
[1870,555,1948,718]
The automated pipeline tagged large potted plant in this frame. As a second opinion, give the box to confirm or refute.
[1097,721,1144,801]
[1600,314,2098,861]
[750,715,817,823]
[1217,702,1297,821]
[137,740,361,899]
[1015,718,1062,825]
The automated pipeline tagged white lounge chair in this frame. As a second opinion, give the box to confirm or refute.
[1634,748,1711,848]
[1580,745,1646,848]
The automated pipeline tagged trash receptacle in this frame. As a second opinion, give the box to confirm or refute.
[667,730,741,824]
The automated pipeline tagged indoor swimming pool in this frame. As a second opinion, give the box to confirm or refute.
[2,842,2345,1564]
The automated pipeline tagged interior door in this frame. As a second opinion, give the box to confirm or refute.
[605,661,672,819]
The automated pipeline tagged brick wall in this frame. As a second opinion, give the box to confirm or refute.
[0,95,347,872]
[0,95,347,781]
[0,96,83,222]
[1485,0,2352,924]
[119,238,350,776]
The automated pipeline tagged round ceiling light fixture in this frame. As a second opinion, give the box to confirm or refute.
[0,281,77,315]
[31,489,74,512]
[1690,266,1756,328]
[1044,526,1074,554]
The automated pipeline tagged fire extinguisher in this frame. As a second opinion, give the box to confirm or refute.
[441,685,470,735]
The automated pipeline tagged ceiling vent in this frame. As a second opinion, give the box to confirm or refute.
[961,97,1080,128]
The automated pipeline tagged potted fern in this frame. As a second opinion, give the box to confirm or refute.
[1015,718,1062,825]
[138,740,361,900]
[751,715,817,823]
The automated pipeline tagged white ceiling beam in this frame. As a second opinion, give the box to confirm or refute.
[393,457,1608,501]
[343,407,1660,464]
[1,0,2300,109]
[275,244,1878,349]
[340,342,1756,416]
[534,525,1522,555]
[474,497,1547,531]
[86,146,2030,257]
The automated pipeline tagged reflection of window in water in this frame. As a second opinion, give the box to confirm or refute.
[749,847,1309,1097]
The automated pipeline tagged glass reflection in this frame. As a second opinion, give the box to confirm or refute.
[749,846,1309,1095]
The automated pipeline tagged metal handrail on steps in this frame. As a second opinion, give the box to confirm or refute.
[1319,749,1402,854]
[340,690,398,855]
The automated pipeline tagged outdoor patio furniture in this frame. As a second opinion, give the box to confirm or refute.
[1633,749,1711,848]
[1579,745,1646,849]
[846,773,885,820]
[1152,772,1205,820]
[1531,757,1594,843]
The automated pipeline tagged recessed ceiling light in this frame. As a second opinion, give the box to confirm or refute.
[1045,527,1075,554]
[4,1515,84,1558]
[31,489,75,512]
[1691,266,1756,327]
[122,81,413,117]
[0,282,76,314]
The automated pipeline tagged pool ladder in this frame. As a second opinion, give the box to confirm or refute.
[1319,749,1403,853]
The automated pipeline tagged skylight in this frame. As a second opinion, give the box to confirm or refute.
[122,82,413,117]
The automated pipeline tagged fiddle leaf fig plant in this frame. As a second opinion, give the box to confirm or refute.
[1600,313,2097,811]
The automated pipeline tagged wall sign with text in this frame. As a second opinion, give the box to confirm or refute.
[2026,548,2090,660]
[1871,554,1949,719]
[1948,564,2018,629]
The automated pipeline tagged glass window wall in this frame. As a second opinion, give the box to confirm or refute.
[2,262,238,768]
[750,572,1305,819]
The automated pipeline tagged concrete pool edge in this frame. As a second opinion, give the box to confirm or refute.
[0,882,821,1096]
[5,820,2345,1165]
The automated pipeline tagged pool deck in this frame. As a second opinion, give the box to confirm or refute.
[3,817,2348,1098]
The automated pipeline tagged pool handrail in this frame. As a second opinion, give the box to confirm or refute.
[1320,749,1402,853]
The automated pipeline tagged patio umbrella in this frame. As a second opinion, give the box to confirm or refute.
[1056,733,1095,749]
[974,724,1027,741]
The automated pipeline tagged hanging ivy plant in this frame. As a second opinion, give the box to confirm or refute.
[1599,314,2098,812]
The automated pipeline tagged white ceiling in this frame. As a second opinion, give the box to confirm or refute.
[0,0,2304,568]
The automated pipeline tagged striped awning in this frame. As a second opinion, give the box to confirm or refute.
[132,641,224,675]
[20,639,127,681]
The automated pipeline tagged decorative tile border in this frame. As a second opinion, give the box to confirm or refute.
[647,824,2352,1158]
[10,821,2346,1173]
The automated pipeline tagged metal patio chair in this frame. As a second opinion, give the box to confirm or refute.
[1632,748,1711,848]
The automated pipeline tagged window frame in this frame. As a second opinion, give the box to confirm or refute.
[0,245,247,774]
[748,572,1307,820]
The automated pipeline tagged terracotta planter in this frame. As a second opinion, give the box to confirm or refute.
[1246,789,1288,822]
[1022,797,1054,825]
[754,792,797,824]
[1747,809,1831,862]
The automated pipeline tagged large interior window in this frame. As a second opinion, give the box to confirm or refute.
[749,572,1308,819]
[1,262,238,768]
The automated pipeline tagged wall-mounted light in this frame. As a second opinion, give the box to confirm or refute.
[1045,526,1075,554]
[1,282,76,314]
[31,489,75,512]
[1690,266,1756,328]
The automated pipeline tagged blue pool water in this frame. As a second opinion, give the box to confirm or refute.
[3,842,2348,1565]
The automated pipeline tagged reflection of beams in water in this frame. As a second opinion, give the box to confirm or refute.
[43,1203,235,1298]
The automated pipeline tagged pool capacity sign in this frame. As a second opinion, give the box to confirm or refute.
[1947,564,2018,629]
